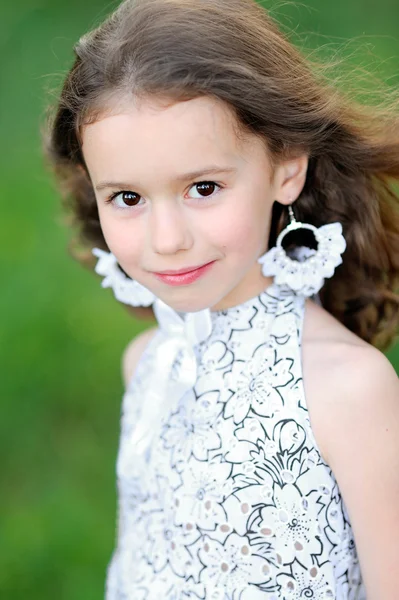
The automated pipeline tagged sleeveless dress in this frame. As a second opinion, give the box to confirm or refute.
[105,281,366,600]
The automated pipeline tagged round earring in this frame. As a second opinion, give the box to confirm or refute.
[92,248,156,307]
[258,204,347,297]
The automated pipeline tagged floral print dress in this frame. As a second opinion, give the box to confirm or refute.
[106,281,366,600]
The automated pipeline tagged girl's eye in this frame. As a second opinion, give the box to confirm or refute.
[105,180,221,209]
[188,181,221,199]
[106,191,144,209]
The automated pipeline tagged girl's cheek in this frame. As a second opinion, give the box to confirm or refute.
[111,230,142,257]
[98,208,135,241]
[98,217,143,266]
[205,207,259,252]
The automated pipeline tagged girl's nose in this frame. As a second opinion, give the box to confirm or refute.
[149,203,193,256]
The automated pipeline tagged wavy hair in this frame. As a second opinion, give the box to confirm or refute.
[42,0,399,350]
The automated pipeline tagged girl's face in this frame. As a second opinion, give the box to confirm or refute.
[81,96,307,312]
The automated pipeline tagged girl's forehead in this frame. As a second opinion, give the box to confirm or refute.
[80,96,270,185]
[81,95,249,149]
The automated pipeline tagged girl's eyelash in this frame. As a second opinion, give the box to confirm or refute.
[104,190,144,209]
[104,191,130,204]
[104,180,223,207]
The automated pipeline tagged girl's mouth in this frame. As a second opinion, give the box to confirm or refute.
[152,261,216,286]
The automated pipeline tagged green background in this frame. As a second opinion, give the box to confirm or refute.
[1,1,398,598]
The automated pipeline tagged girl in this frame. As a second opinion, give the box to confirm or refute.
[44,0,399,597]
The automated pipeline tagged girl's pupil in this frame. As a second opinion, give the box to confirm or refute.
[122,192,140,206]
[197,182,215,196]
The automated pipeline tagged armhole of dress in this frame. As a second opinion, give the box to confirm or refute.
[295,291,321,346]
[293,292,331,467]
[296,294,306,347]
[125,327,162,393]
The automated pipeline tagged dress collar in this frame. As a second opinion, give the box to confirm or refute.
[153,280,283,345]
[153,298,213,347]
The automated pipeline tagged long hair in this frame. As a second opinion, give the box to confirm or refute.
[43,0,399,350]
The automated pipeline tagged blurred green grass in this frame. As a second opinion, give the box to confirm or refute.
[1,1,398,598]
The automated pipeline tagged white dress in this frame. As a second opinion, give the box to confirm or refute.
[105,281,366,599]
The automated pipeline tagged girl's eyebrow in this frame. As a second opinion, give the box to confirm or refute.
[94,166,238,191]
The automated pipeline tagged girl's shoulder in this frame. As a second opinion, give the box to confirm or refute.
[301,297,399,465]
[302,299,399,596]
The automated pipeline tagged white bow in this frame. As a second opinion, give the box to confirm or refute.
[130,298,213,457]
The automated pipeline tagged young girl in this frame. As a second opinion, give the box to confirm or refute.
[45,0,399,597]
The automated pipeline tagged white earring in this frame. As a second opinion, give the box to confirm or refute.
[258,204,347,297]
[92,248,156,307]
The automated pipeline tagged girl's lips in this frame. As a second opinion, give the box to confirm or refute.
[152,261,216,286]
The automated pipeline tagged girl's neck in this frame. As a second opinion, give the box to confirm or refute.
[210,266,275,312]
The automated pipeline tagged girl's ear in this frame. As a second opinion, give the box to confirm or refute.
[273,154,309,205]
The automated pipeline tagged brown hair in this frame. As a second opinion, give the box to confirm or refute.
[43,0,399,350]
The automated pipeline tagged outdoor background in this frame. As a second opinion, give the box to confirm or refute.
[1,1,399,598]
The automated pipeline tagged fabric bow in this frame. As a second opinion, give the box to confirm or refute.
[130,298,213,457]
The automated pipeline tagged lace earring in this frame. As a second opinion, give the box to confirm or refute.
[91,248,156,306]
[258,204,347,297]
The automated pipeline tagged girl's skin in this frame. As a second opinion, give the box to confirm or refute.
[81,95,399,599]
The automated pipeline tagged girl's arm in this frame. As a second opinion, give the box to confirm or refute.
[317,345,399,599]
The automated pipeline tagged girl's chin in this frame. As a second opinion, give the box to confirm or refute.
[155,290,222,314]
[160,298,214,314]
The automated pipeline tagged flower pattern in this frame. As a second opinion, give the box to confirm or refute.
[257,483,322,565]
[198,532,274,592]
[106,283,365,599]
[222,346,294,423]
[162,390,223,469]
